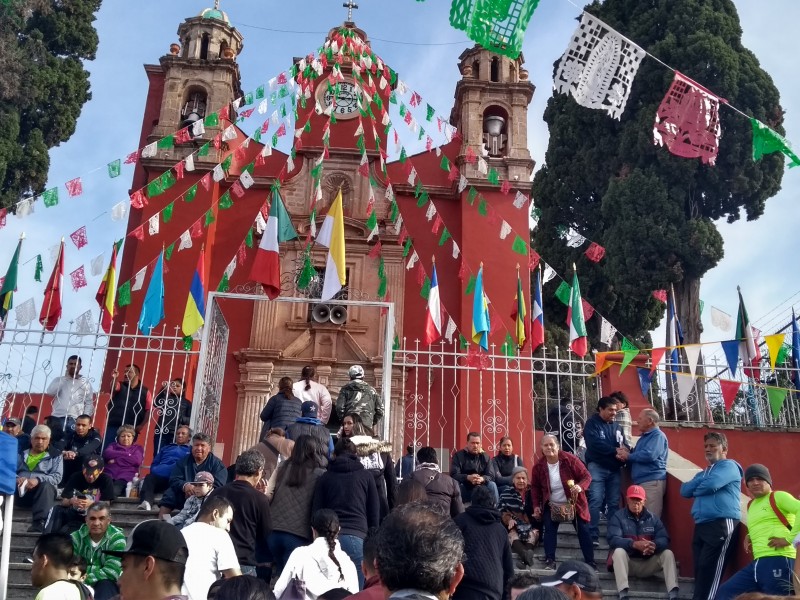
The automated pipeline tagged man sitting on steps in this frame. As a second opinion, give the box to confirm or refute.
[607,485,679,600]
[71,501,126,600]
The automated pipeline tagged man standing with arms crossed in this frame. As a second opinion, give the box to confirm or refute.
[680,432,743,600]
[47,356,94,433]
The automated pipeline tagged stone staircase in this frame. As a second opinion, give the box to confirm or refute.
[4,497,157,599]
[512,522,696,599]
[5,500,695,599]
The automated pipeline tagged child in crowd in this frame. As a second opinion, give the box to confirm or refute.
[164,471,214,528]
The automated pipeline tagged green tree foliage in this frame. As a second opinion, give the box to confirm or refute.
[0,0,102,210]
[532,0,785,347]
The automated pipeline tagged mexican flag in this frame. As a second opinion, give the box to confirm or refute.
[567,268,588,357]
[250,189,297,299]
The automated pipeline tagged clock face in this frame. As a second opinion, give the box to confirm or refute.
[319,81,359,119]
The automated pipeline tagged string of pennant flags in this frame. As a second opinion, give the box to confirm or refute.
[3,18,799,407]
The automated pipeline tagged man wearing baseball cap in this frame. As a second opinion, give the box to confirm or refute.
[607,485,679,600]
[715,463,800,599]
[105,519,189,600]
[4,417,30,451]
[286,400,334,459]
[540,560,603,599]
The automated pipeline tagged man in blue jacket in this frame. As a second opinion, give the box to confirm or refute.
[616,409,668,518]
[680,431,743,600]
[584,396,630,546]
[137,424,191,511]
[608,485,679,600]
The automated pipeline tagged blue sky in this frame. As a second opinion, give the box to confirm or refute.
[1,0,798,363]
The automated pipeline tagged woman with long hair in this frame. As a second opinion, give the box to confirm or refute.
[273,509,359,598]
[337,412,369,441]
[259,376,302,441]
[499,467,540,567]
[529,434,595,570]
[292,366,333,424]
[268,435,327,573]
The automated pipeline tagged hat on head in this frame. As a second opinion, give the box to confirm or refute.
[301,401,318,417]
[626,485,646,500]
[4,417,20,427]
[511,466,527,478]
[104,520,188,564]
[192,471,215,484]
[348,365,365,379]
[745,463,772,486]
[83,456,104,470]
[541,560,601,593]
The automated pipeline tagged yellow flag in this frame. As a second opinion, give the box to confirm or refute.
[764,333,786,371]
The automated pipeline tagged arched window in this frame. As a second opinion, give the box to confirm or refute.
[200,34,210,60]
[472,60,480,79]
[181,89,208,130]
[182,36,191,58]
[510,64,517,83]
[490,57,500,82]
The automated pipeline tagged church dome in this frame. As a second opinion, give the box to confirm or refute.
[199,7,230,24]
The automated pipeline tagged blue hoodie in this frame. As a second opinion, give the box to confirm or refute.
[680,458,743,523]
[626,427,668,483]
[583,413,629,471]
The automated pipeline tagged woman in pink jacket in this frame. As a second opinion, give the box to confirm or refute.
[103,424,144,496]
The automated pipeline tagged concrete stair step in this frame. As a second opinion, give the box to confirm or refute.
[518,567,694,597]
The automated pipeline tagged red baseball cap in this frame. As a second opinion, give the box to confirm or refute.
[626,485,646,500]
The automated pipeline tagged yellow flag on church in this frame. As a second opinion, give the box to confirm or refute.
[317,189,346,301]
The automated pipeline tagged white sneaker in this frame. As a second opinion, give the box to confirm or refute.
[137,501,151,511]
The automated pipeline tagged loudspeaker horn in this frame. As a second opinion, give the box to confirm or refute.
[330,305,348,325]
[312,304,331,323]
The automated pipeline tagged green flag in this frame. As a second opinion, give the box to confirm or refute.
[567,269,588,357]
[0,239,22,320]
[620,338,639,374]
[751,118,800,167]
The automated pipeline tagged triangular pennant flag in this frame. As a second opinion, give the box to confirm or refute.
[720,340,740,378]
[684,344,702,378]
[766,386,789,419]
[637,368,654,399]
[719,379,741,414]
[595,352,612,375]
[765,333,786,371]
[650,348,666,374]
[619,338,638,374]
[675,373,696,407]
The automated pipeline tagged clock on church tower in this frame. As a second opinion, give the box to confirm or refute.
[316,80,359,118]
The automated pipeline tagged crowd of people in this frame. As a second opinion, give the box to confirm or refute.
[11,361,800,600]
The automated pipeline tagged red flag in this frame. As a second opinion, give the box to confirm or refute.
[719,379,741,413]
[652,290,668,303]
[39,241,64,331]
[584,242,606,263]
[649,348,666,374]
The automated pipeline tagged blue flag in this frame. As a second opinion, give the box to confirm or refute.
[471,266,490,351]
[138,251,165,335]
[792,309,800,390]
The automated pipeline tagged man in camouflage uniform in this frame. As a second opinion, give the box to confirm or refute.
[336,365,383,431]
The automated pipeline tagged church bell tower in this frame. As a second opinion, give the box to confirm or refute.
[450,46,535,182]
[146,4,244,160]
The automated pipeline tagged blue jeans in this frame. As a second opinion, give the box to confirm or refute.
[339,534,364,590]
[716,556,795,599]
[269,530,308,576]
[459,481,500,504]
[542,503,595,564]
[587,462,621,542]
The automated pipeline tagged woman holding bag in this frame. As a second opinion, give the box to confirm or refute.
[529,434,596,570]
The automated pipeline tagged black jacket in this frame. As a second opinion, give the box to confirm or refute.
[453,505,514,600]
[208,480,272,566]
[410,468,463,517]
[312,454,380,538]
[491,454,524,488]
[62,428,102,458]
[607,506,670,558]
[584,413,629,472]
[107,381,150,428]
[450,449,498,486]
